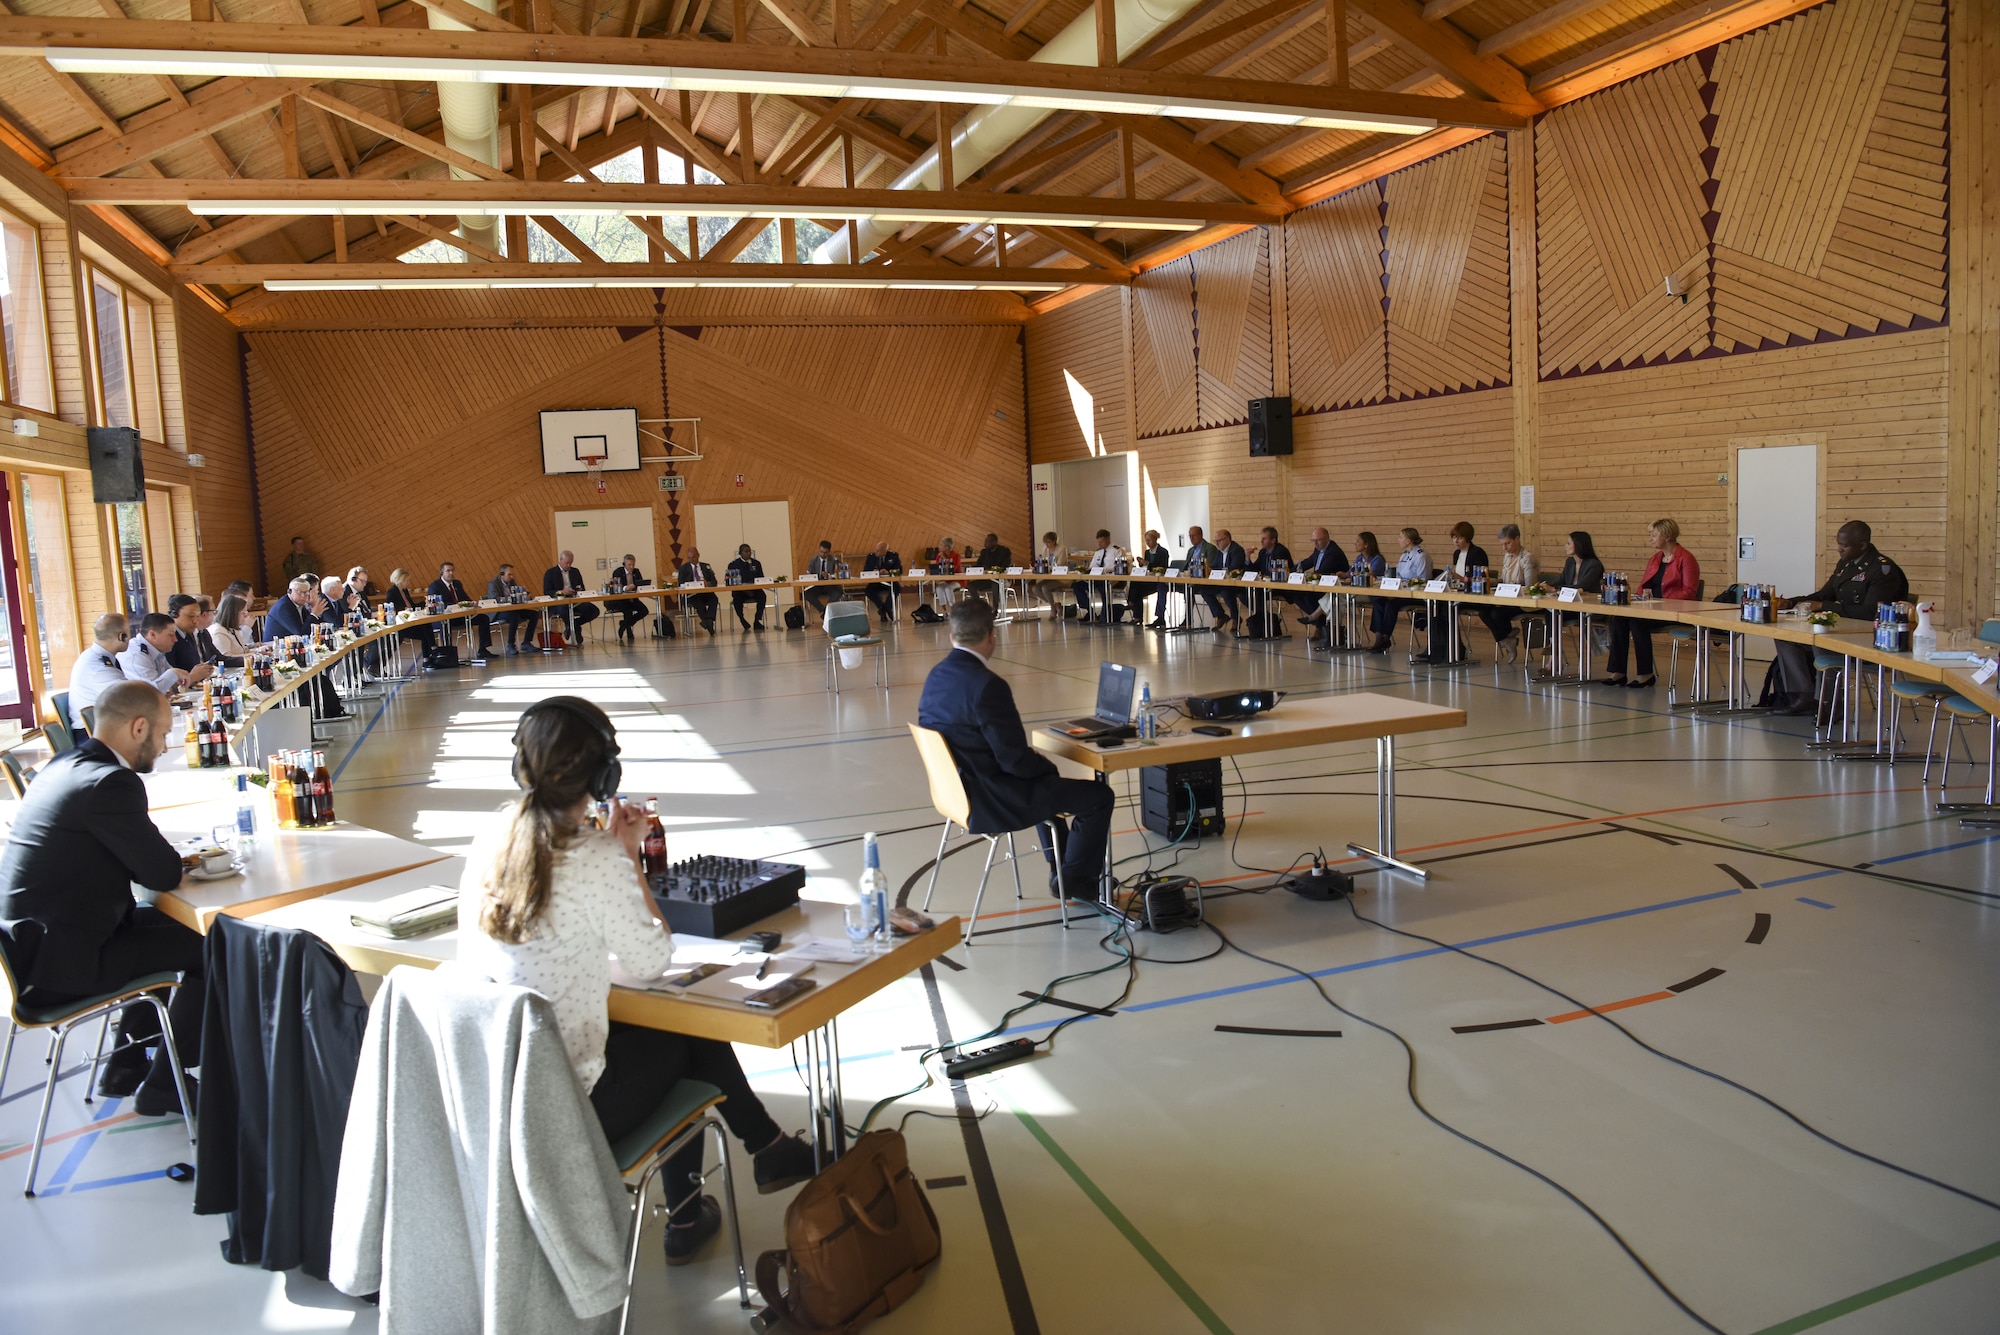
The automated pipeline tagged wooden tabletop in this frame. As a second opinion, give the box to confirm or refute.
[148,814,451,931]
[255,875,960,1049]
[1034,692,1467,774]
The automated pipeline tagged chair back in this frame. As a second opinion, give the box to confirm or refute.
[825,603,871,640]
[42,717,74,756]
[78,706,96,736]
[1979,619,2000,646]
[50,692,76,736]
[0,753,27,799]
[907,724,972,828]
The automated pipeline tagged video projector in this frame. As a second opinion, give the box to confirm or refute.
[1185,690,1278,722]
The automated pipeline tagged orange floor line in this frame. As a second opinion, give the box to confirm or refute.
[0,1110,138,1161]
[1544,991,1677,1024]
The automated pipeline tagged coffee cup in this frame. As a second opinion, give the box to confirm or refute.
[198,845,234,874]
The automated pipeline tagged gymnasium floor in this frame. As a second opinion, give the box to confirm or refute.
[4,608,1998,1335]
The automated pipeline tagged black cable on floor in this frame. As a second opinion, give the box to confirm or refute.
[1341,896,2000,1216]
[1201,916,1728,1334]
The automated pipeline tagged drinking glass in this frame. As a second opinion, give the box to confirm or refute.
[844,902,875,948]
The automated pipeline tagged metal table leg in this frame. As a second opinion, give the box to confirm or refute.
[804,1019,846,1169]
[1346,735,1428,879]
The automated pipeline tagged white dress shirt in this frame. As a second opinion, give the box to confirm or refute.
[117,638,181,693]
[66,645,128,711]
[1087,545,1124,575]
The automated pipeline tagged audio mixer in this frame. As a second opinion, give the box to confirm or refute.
[646,854,806,937]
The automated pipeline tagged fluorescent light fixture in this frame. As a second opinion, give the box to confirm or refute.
[263,275,1085,291]
[179,198,1207,231]
[45,49,1434,136]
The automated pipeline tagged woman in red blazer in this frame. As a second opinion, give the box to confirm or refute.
[1603,518,1700,688]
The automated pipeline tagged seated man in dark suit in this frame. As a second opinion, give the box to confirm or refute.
[0,682,202,1114]
[674,547,720,634]
[726,543,767,632]
[264,575,349,719]
[863,541,904,625]
[916,598,1113,899]
[427,561,496,660]
[1290,527,1351,644]
[543,549,599,645]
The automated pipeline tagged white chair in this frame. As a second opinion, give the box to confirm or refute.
[908,725,1071,946]
[824,603,887,693]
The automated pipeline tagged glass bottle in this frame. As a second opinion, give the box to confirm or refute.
[311,750,334,826]
[642,797,668,876]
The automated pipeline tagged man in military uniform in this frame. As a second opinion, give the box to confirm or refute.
[1767,520,1909,714]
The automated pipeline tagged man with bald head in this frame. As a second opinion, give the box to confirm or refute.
[0,682,203,1111]
[67,613,137,714]
[543,549,599,645]
[1766,520,1909,715]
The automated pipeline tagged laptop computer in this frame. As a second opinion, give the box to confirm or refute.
[1050,662,1139,741]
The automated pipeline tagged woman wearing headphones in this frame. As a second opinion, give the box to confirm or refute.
[459,697,816,1267]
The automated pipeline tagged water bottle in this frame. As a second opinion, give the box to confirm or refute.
[1912,602,1937,661]
[858,832,890,950]
[1138,683,1155,741]
[234,772,257,842]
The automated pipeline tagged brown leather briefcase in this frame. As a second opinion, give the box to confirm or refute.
[753,1131,941,1333]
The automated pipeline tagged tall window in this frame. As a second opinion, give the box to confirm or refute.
[17,473,77,685]
[86,268,164,441]
[145,488,179,601]
[113,501,149,615]
[0,207,52,412]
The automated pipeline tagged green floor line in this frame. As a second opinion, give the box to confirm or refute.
[104,1119,181,1136]
[1748,1238,2000,1335]
[1011,1105,1233,1335]
[1773,813,1953,851]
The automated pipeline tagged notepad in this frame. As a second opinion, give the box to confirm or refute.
[350,886,459,940]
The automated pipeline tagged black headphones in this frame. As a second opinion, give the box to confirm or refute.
[511,696,623,801]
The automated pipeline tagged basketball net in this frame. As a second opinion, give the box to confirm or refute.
[584,456,606,494]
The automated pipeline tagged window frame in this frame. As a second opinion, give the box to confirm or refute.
[83,264,166,442]
[0,204,54,414]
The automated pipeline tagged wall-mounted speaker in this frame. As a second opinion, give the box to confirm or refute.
[1247,396,1292,457]
[87,426,145,504]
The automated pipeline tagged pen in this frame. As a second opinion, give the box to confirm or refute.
[754,956,771,981]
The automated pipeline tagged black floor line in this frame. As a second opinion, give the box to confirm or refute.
[1452,1018,1546,1034]
[1020,992,1118,1017]
[1666,967,1726,993]
[1746,912,1772,944]
[918,963,1039,1335]
[1717,863,1760,890]
[935,954,967,972]
[925,1176,969,1190]
[1213,1024,1342,1037]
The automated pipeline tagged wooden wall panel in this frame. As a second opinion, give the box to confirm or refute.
[1132,257,1198,438]
[1711,0,1947,349]
[1132,427,1282,552]
[1386,136,1512,398]
[246,323,1031,588]
[1285,185,1387,412]
[174,291,260,593]
[1193,230,1273,429]
[1539,330,1949,599]
[1537,59,1710,376]
[1025,287,1128,462]
[1290,389,1515,552]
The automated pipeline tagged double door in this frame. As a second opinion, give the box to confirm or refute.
[551,507,659,587]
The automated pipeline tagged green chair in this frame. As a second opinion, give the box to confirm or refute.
[1934,619,2000,800]
[824,602,886,693]
[0,930,196,1197]
[610,1079,751,1331]
[50,692,78,738]
[78,706,96,737]
[1889,676,1958,780]
[41,716,75,757]
[0,753,28,799]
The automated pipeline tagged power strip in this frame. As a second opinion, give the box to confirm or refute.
[943,1037,1036,1080]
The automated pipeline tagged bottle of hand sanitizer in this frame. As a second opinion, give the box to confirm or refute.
[1911,602,1938,662]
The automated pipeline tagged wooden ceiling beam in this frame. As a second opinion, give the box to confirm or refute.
[0,17,1533,127]
[917,0,1036,61]
[1339,0,1534,107]
[71,175,1283,224]
[383,211,509,260]
[1529,0,1825,108]
[299,86,511,180]
[1113,115,1285,207]
[1476,0,1613,58]
[53,76,315,177]
[1130,0,1315,72]
[168,259,1127,284]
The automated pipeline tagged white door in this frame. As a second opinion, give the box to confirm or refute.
[692,501,793,579]
[1156,485,1211,559]
[1735,444,1818,596]
[553,507,654,587]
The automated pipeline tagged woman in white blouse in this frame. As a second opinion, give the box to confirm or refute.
[459,697,815,1266]
[208,594,258,661]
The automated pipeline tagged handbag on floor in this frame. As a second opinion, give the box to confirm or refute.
[422,645,459,669]
[784,605,806,631]
[753,1131,941,1333]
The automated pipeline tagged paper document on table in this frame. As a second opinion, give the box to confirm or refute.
[1974,658,1998,685]
[668,934,752,963]
[787,937,872,964]
[680,958,817,1003]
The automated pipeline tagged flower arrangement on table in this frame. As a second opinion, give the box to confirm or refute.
[1806,610,1840,632]
[1524,581,1551,598]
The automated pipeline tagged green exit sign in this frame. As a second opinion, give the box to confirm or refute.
[571,520,589,527]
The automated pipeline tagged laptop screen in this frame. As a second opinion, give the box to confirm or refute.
[1094,662,1137,723]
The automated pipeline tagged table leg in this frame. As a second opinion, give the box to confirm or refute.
[1345,735,1429,880]
[804,1019,847,1167]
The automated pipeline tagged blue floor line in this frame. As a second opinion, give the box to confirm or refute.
[37,1097,125,1195]
[1798,898,1836,909]
[64,1168,171,1193]
[1759,833,2000,888]
[330,676,414,785]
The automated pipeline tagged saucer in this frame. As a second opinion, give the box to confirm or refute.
[188,861,244,882]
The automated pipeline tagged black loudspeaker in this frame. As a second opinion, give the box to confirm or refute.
[87,426,145,503]
[1247,396,1293,457]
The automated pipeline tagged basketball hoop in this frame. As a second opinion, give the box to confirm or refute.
[584,456,607,494]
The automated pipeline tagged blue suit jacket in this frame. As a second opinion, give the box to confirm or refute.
[264,594,314,642]
[916,648,1059,835]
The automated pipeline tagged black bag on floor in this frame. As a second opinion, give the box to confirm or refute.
[911,605,944,624]
[653,614,677,639]
[423,645,459,669]
[784,605,806,631]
